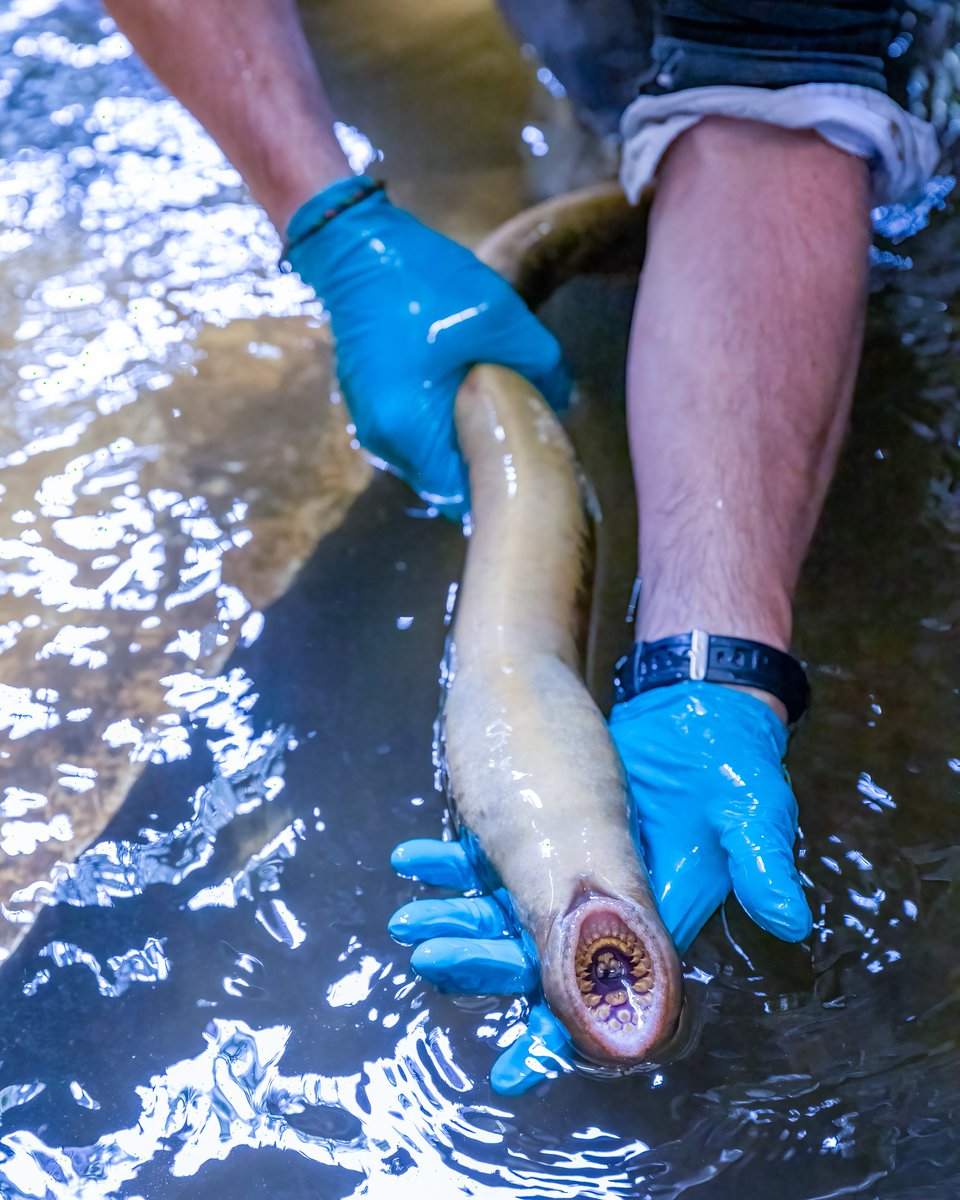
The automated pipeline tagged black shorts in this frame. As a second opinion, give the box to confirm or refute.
[497,1,904,134]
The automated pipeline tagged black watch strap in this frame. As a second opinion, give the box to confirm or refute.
[614,630,810,725]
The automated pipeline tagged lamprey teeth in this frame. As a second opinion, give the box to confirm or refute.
[594,951,627,980]
[574,915,657,1028]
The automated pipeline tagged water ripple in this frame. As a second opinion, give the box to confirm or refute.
[0,1016,761,1200]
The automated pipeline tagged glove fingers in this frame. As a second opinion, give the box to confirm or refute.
[410,936,537,994]
[390,839,481,890]
[339,368,468,515]
[633,813,730,954]
[490,1001,573,1096]
[722,823,812,942]
[409,419,469,515]
[408,350,567,512]
[459,313,569,412]
[388,896,511,945]
[654,865,731,956]
[343,319,564,515]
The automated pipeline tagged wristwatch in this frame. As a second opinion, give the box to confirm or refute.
[614,629,810,725]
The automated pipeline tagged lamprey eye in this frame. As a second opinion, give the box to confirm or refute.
[574,911,653,1030]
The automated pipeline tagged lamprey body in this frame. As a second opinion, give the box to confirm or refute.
[444,363,682,1066]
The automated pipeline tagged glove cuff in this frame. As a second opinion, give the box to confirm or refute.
[281,175,385,264]
[614,630,810,725]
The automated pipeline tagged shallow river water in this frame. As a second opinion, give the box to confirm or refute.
[0,1,958,1197]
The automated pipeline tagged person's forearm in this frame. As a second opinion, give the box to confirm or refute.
[628,117,870,668]
[103,0,351,231]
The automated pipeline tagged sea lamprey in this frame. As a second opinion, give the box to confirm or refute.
[443,360,682,1066]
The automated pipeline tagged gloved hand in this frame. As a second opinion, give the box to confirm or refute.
[389,838,573,1096]
[609,681,812,955]
[284,176,567,517]
[390,681,810,1096]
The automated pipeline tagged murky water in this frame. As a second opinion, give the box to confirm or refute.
[0,1,958,1197]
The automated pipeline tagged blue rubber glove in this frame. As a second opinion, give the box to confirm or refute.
[609,681,812,955]
[284,176,567,516]
[389,839,574,1096]
[390,683,810,1095]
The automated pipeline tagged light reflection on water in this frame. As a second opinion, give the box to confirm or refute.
[0,0,957,1197]
[0,0,370,961]
[0,1014,672,1200]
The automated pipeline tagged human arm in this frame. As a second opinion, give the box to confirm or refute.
[101,0,349,231]
[613,115,872,945]
[101,0,565,514]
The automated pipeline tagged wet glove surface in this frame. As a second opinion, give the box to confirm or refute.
[610,681,812,955]
[284,176,567,517]
[390,682,810,1096]
[389,839,573,1096]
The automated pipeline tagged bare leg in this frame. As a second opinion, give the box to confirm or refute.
[102,0,350,231]
[628,118,871,716]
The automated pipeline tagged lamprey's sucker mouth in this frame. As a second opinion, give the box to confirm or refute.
[545,891,682,1066]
